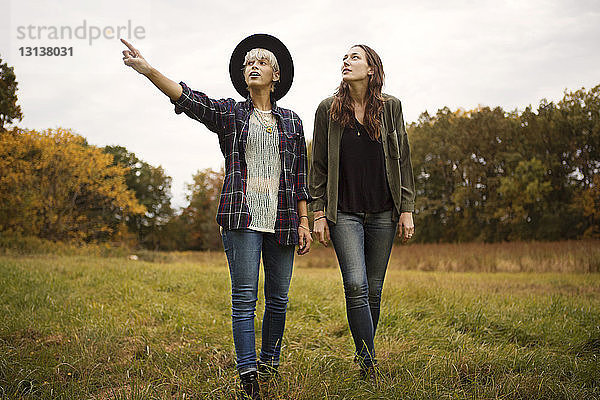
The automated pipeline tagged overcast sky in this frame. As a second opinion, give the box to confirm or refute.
[2,0,599,208]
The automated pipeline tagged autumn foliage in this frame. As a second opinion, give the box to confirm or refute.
[0,128,145,242]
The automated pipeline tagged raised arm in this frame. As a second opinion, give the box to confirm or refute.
[120,38,235,138]
[121,38,182,101]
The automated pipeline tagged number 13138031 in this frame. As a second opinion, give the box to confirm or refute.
[19,47,73,56]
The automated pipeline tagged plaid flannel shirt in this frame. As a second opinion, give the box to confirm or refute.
[171,82,311,246]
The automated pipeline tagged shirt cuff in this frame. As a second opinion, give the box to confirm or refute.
[400,200,414,213]
[296,187,312,203]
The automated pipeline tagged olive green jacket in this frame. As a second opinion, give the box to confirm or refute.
[308,95,415,223]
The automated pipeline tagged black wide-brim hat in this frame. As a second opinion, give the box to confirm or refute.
[229,33,294,101]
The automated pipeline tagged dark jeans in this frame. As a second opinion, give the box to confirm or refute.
[221,228,295,374]
[328,210,396,367]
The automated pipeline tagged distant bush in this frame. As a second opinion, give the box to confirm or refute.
[0,233,129,257]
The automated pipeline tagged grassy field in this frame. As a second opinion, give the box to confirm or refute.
[0,241,599,399]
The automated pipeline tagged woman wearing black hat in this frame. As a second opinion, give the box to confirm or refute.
[309,45,415,379]
[122,34,311,399]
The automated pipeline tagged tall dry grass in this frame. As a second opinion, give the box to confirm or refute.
[295,240,600,273]
[2,234,598,273]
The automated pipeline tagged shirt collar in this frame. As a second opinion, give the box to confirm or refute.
[244,95,282,118]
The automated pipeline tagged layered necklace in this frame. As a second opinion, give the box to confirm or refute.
[253,109,277,133]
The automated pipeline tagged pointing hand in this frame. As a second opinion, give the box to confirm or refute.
[121,38,152,75]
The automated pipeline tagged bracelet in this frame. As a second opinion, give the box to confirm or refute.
[314,216,326,222]
[299,215,308,220]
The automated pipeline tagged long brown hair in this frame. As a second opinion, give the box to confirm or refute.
[330,44,386,140]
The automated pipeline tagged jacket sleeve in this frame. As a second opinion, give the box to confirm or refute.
[308,100,329,212]
[396,101,416,212]
[170,81,236,137]
[294,114,312,203]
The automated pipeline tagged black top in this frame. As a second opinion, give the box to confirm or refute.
[338,119,394,213]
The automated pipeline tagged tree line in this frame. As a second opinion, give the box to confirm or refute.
[1,56,598,249]
[409,85,599,242]
[0,126,224,250]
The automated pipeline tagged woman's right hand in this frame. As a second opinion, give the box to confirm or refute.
[313,212,330,247]
[121,38,152,76]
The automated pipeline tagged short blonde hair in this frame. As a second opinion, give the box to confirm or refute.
[243,48,280,73]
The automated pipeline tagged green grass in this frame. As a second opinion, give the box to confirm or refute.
[0,250,599,399]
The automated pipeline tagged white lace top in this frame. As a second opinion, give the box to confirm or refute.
[245,109,281,233]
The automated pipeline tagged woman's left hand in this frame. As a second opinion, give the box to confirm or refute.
[398,212,415,243]
[297,224,312,255]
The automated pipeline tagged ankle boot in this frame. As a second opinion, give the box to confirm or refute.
[257,361,279,382]
[359,362,380,381]
[239,370,261,400]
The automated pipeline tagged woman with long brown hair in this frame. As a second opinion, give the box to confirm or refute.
[309,45,415,378]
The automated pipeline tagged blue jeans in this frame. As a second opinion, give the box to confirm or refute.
[221,228,295,374]
[328,210,396,367]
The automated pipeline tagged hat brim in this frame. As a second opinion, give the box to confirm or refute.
[229,34,294,102]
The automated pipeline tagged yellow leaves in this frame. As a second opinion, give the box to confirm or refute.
[0,128,145,241]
